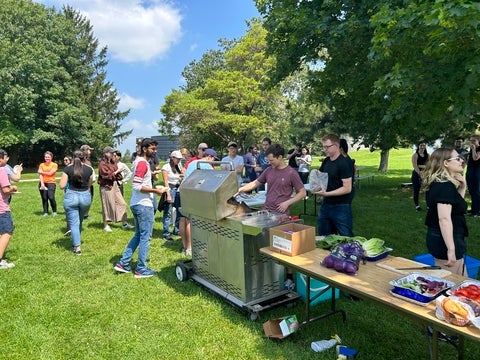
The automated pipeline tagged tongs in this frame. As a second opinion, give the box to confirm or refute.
[396,265,442,270]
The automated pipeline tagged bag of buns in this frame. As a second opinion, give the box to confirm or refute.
[435,295,474,326]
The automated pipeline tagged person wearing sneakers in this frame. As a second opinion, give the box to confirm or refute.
[98,147,133,232]
[59,150,94,255]
[38,151,58,216]
[114,138,170,278]
[0,149,18,269]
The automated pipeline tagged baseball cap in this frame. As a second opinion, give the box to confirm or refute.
[198,142,208,150]
[80,144,94,151]
[227,141,237,148]
[103,146,115,154]
[170,150,183,159]
[204,148,218,160]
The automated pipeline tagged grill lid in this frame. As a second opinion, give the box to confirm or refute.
[179,164,239,220]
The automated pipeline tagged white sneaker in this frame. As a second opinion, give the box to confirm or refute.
[0,259,15,269]
[104,225,112,232]
[122,223,134,229]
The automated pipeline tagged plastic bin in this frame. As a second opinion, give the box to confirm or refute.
[465,255,480,279]
[295,273,340,306]
[415,253,480,279]
[413,253,435,266]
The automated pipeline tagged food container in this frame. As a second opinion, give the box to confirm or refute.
[365,247,392,262]
[447,280,480,315]
[389,273,455,304]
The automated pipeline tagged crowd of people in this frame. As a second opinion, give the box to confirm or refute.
[1,134,479,278]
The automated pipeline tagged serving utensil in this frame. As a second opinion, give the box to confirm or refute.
[395,266,442,270]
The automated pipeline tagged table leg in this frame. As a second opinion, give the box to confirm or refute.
[301,274,346,326]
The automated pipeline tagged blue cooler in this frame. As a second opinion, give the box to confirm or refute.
[465,255,480,279]
[295,273,340,306]
[413,253,435,266]
[415,253,480,279]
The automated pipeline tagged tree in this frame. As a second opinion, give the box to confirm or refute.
[0,0,130,165]
[369,1,480,138]
[159,20,278,152]
[256,0,480,171]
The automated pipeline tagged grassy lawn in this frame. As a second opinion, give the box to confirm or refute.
[1,148,480,359]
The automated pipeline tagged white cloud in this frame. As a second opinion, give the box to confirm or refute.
[37,0,183,63]
[118,93,145,110]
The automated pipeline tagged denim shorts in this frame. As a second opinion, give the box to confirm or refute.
[0,212,14,234]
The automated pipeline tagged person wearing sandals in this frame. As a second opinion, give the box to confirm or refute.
[59,150,94,255]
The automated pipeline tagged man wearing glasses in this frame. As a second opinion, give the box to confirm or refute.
[312,134,354,237]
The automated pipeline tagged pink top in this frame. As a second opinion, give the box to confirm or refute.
[257,166,304,214]
[0,168,11,213]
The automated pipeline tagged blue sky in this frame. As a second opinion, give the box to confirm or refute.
[34,0,260,154]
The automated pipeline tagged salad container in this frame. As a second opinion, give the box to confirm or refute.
[365,247,392,262]
[389,273,455,304]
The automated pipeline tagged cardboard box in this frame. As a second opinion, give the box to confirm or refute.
[263,315,299,339]
[269,223,316,256]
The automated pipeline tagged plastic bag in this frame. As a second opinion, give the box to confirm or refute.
[309,170,328,192]
[435,295,476,327]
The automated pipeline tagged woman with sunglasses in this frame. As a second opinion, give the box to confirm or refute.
[422,148,467,275]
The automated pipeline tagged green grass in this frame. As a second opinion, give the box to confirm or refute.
[1,148,479,359]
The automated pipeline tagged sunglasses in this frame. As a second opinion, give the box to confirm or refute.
[447,156,464,162]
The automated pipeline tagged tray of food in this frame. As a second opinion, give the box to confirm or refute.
[447,280,480,310]
[389,273,455,304]
[365,247,392,262]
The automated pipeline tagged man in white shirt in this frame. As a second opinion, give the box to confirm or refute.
[221,141,244,185]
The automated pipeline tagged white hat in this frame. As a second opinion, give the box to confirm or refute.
[171,150,183,159]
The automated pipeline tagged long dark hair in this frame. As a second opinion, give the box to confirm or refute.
[72,150,86,183]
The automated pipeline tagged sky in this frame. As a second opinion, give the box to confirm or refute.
[34,0,260,154]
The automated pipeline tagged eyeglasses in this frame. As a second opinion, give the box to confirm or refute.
[322,144,336,150]
[447,156,464,162]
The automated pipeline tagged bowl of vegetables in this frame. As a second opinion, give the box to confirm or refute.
[389,273,455,304]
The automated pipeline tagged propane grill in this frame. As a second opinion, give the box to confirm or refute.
[175,163,300,319]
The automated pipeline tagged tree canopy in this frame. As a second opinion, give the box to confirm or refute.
[0,0,130,164]
[255,0,480,170]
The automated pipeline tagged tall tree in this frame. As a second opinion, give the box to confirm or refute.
[256,0,480,171]
[0,0,130,164]
[160,20,278,152]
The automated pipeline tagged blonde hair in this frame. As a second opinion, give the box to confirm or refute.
[421,147,460,191]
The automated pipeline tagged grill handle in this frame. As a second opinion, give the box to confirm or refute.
[196,160,234,171]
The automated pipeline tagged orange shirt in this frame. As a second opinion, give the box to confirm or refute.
[39,162,58,184]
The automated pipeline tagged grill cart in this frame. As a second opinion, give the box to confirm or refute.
[175,162,300,320]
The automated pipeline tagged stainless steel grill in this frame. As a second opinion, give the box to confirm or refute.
[176,163,300,318]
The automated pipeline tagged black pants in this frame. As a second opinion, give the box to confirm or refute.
[40,183,57,214]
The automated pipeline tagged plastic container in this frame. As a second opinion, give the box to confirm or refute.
[465,255,480,279]
[365,247,393,262]
[296,273,340,306]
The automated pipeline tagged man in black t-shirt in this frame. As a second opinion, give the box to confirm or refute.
[312,134,353,236]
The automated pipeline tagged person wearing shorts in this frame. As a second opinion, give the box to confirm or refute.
[0,149,18,269]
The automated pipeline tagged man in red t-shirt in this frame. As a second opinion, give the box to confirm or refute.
[184,142,208,171]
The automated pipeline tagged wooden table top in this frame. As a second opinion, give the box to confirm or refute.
[260,247,480,341]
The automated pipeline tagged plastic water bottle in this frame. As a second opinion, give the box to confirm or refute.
[311,334,341,352]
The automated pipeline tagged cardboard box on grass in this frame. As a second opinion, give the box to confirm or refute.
[269,223,316,256]
[263,315,299,339]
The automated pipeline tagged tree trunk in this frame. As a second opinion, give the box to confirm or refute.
[378,149,389,173]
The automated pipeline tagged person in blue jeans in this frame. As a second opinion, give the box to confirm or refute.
[114,138,169,278]
[313,134,354,237]
[59,150,94,255]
